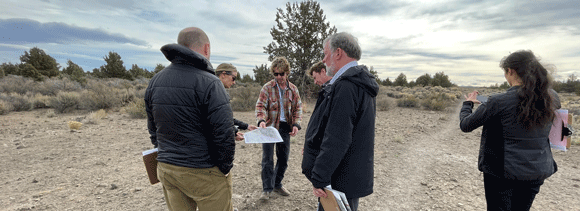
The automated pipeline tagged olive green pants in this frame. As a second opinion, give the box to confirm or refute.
[157,162,233,211]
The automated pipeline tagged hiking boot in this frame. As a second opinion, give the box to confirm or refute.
[273,187,290,196]
[259,191,271,201]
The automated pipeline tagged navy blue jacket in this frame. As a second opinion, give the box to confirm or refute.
[145,44,235,175]
[459,86,558,180]
[302,65,379,198]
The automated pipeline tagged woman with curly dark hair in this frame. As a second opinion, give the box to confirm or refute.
[459,50,559,211]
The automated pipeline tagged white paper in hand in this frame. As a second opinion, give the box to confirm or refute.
[243,126,284,144]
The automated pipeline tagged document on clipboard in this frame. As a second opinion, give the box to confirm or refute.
[319,186,352,211]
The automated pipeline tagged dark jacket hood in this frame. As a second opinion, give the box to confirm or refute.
[338,65,379,97]
[160,43,214,74]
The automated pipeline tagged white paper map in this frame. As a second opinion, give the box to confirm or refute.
[243,126,284,144]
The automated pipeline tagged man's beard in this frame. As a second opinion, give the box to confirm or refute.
[326,63,335,77]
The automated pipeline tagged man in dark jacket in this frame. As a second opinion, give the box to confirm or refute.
[145,27,235,211]
[302,32,379,211]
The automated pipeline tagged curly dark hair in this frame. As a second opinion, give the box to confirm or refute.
[500,50,555,129]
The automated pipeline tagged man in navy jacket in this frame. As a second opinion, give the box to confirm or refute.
[302,32,379,211]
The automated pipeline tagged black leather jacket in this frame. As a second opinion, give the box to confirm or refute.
[460,86,558,180]
[145,44,235,174]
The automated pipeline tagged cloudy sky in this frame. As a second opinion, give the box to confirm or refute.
[1,0,579,86]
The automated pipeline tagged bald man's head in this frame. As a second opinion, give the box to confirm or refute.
[177,27,210,59]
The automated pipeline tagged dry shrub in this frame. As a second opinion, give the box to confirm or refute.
[0,99,13,115]
[422,92,456,111]
[125,99,147,119]
[31,93,52,109]
[0,93,32,112]
[134,88,146,99]
[81,82,122,110]
[36,77,83,96]
[397,96,420,108]
[50,92,81,113]
[228,85,261,111]
[376,95,394,111]
[0,75,36,95]
[119,88,136,106]
[67,121,82,130]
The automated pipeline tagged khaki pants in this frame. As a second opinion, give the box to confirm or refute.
[157,162,233,211]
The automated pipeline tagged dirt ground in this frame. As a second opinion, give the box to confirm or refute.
[1,101,579,211]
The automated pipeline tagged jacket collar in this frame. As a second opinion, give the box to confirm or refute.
[160,43,214,74]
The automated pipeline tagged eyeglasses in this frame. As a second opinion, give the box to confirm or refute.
[273,72,285,76]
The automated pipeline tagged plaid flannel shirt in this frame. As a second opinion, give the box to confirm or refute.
[255,79,303,130]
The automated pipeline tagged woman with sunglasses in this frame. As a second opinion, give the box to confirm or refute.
[216,63,257,141]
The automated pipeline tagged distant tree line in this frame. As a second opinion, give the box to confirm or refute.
[368,70,455,88]
[0,46,456,90]
[553,74,580,95]
[0,47,166,85]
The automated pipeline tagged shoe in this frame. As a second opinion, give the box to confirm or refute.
[273,187,290,196]
[259,191,271,201]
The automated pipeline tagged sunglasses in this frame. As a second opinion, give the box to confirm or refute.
[223,71,236,81]
[273,72,286,76]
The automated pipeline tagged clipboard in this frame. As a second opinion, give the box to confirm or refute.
[319,187,351,211]
[142,148,160,184]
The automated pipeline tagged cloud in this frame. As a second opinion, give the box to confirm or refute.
[137,10,175,23]
[334,0,405,16]
[0,18,148,46]
[42,0,139,10]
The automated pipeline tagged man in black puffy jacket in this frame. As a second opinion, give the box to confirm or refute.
[145,27,235,211]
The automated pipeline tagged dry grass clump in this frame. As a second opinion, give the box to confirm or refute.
[45,110,57,118]
[125,99,147,119]
[85,109,108,124]
[50,92,81,113]
[397,95,420,108]
[67,121,82,130]
[228,85,262,111]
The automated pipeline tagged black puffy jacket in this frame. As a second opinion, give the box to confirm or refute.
[459,86,558,180]
[145,44,235,175]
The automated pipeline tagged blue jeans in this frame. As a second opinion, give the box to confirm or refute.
[261,122,291,192]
